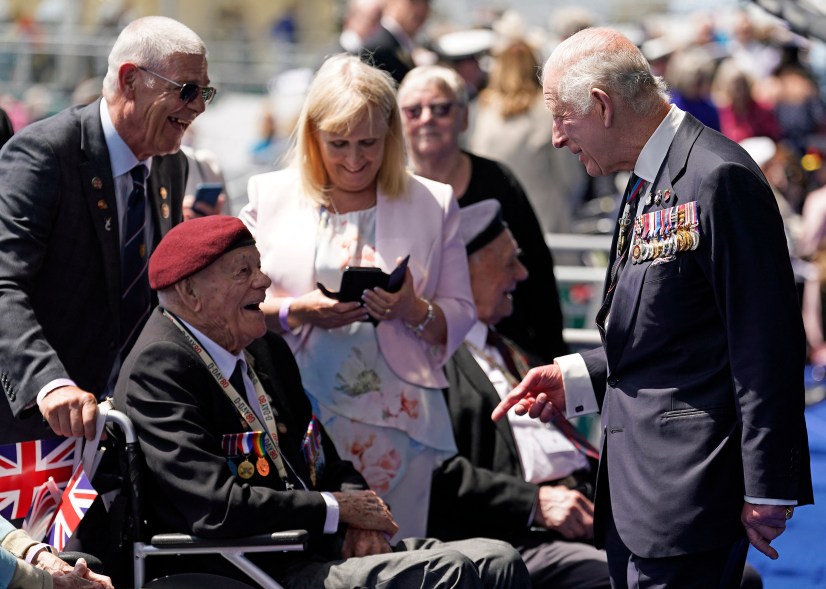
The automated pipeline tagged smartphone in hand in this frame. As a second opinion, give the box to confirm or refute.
[193,182,223,213]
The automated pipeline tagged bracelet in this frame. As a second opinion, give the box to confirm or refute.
[405,299,434,337]
[279,298,294,332]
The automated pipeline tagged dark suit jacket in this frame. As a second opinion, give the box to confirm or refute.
[0,107,13,150]
[113,309,369,575]
[360,24,413,84]
[430,344,539,543]
[0,99,186,442]
[581,113,813,558]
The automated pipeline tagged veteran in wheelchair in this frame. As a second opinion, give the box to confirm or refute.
[109,215,528,588]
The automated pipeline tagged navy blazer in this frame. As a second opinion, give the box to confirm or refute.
[0,99,186,442]
[581,114,813,558]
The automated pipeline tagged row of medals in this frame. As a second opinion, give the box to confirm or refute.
[631,200,700,263]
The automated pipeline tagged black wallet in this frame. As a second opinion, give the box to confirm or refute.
[317,256,410,323]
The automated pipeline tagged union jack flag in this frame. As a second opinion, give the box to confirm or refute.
[22,477,62,542]
[0,438,81,520]
[47,463,97,551]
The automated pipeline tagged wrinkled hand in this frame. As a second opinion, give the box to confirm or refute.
[361,264,419,324]
[35,553,114,588]
[742,502,791,560]
[333,490,399,537]
[534,486,594,540]
[183,192,226,220]
[341,527,393,558]
[492,363,566,423]
[45,558,114,589]
[290,289,366,329]
[39,386,98,441]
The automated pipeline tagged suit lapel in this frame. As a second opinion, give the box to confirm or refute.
[79,100,121,324]
[603,114,705,369]
[454,346,523,470]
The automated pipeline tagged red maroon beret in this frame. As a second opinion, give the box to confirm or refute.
[149,215,255,290]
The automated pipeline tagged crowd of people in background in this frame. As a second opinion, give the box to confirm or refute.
[0,2,819,588]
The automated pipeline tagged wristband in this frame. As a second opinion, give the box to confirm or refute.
[279,298,294,332]
[405,299,435,337]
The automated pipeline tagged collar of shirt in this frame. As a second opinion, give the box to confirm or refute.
[633,104,686,183]
[178,318,245,386]
[465,320,489,352]
[99,98,152,179]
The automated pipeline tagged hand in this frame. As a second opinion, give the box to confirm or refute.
[289,289,366,329]
[41,558,114,589]
[39,386,99,441]
[742,502,791,560]
[533,486,594,540]
[332,490,399,537]
[341,527,393,558]
[183,192,226,220]
[492,363,566,423]
[34,552,114,588]
[360,264,419,324]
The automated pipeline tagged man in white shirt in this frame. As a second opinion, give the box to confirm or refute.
[431,199,610,589]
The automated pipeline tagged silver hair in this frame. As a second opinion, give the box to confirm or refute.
[398,64,469,106]
[543,27,669,117]
[102,16,206,98]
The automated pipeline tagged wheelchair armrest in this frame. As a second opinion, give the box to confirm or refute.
[148,530,308,550]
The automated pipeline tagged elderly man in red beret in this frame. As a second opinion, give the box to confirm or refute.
[113,214,529,588]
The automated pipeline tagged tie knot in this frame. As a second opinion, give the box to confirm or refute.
[130,164,147,186]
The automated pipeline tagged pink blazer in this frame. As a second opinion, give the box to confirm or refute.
[240,168,476,389]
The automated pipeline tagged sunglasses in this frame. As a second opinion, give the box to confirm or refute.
[401,102,458,120]
[137,66,217,105]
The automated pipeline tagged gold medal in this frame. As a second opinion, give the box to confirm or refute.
[256,456,270,477]
[238,459,255,479]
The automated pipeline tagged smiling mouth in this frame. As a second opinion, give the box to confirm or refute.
[243,302,262,311]
[169,116,191,131]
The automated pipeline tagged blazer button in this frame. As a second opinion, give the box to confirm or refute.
[607,377,619,387]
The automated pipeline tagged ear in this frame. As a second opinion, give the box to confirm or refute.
[119,63,141,100]
[591,88,613,128]
[174,277,202,313]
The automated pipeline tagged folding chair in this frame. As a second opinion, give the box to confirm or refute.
[104,409,308,589]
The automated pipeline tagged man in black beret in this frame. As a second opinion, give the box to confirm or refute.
[113,214,529,588]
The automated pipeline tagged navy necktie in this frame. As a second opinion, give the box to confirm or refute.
[120,164,150,357]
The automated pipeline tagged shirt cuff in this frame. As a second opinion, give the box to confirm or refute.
[744,496,798,506]
[36,379,77,408]
[555,354,599,419]
[320,492,340,534]
[24,543,55,564]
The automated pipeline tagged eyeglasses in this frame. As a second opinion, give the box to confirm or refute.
[400,102,458,120]
[137,66,217,105]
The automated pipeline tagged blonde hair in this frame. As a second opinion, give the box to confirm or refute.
[479,40,541,118]
[291,54,407,202]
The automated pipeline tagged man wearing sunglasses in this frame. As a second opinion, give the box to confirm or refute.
[0,16,215,449]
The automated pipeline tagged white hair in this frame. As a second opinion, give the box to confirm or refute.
[102,16,206,97]
[543,27,669,117]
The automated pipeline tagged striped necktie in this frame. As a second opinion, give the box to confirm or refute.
[120,164,150,357]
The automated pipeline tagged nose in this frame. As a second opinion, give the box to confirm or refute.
[254,268,272,290]
[188,95,206,116]
[551,118,566,149]
[515,260,529,283]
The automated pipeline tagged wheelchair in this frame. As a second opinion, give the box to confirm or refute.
[86,408,307,589]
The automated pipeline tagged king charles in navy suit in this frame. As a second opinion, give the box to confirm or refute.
[495,27,813,589]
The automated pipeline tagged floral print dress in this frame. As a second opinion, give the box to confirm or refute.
[296,207,457,539]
